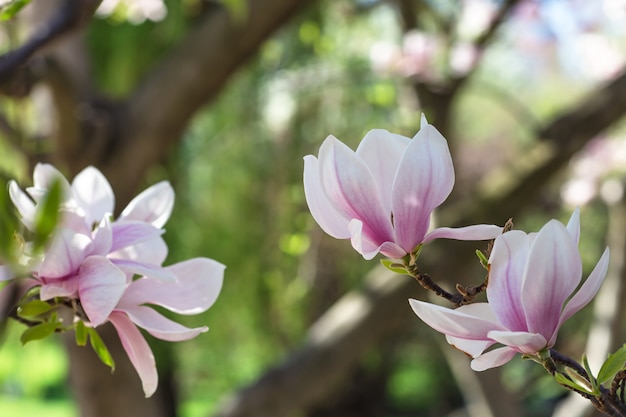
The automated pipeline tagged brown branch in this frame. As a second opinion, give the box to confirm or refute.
[98,0,316,207]
[0,0,100,85]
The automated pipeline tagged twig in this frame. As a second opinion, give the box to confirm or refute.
[0,0,100,82]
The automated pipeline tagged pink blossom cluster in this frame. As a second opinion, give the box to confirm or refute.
[5,164,224,397]
[304,116,609,369]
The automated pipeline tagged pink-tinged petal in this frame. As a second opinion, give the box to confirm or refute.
[521,220,582,338]
[108,311,157,397]
[109,236,168,266]
[71,166,115,226]
[120,181,174,228]
[303,155,350,239]
[446,335,494,357]
[110,221,164,253]
[39,230,92,279]
[119,258,225,314]
[78,256,127,326]
[40,275,79,299]
[409,299,504,340]
[59,209,91,235]
[347,219,408,259]
[303,155,351,239]
[355,129,410,214]
[470,346,517,371]
[122,305,208,341]
[111,259,177,282]
[9,180,36,230]
[91,217,113,255]
[566,207,581,245]
[487,330,547,353]
[318,136,394,245]
[423,224,503,244]
[391,118,454,252]
[487,230,531,332]
[30,163,72,202]
[0,265,12,281]
[553,247,610,345]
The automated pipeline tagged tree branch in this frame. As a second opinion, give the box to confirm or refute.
[0,0,100,88]
[97,0,315,207]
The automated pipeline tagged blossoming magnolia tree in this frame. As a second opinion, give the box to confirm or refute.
[304,116,625,417]
[1,164,224,397]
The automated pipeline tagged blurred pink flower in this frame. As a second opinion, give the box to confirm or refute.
[303,116,502,260]
[410,209,610,371]
[8,164,224,397]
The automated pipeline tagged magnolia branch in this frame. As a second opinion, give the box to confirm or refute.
[209,68,626,417]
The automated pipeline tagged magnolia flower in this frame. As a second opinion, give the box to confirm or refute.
[110,257,224,397]
[8,164,224,397]
[303,116,502,260]
[410,209,610,371]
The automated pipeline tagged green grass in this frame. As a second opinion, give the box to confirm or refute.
[0,397,76,417]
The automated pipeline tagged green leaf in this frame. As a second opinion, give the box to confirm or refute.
[17,300,52,318]
[0,0,31,21]
[380,259,408,275]
[582,354,598,390]
[598,345,626,385]
[32,179,62,251]
[75,320,88,346]
[87,328,115,371]
[554,372,595,395]
[20,321,60,345]
[475,249,489,270]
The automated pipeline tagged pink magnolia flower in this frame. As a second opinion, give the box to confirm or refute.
[303,116,502,260]
[8,164,224,397]
[410,209,610,371]
[109,257,224,397]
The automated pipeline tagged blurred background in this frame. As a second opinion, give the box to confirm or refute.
[1,0,626,416]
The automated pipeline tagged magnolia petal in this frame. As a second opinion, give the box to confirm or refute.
[409,299,504,340]
[355,129,410,214]
[78,256,127,327]
[566,207,581,245]
[0,265,12,281]
[470,346,517,371]
[110,236,168,266]
[487,330,547,353]
[446,335,494,358]
[120,181,174,228]
[487,230,531,332]
[553,247,610,345]
[40,276,79,300]
[423,224,503,244]
[108,311,157,397]
[303,155,352,239]
[9,181,36,230]
[110,221,164,253]
[522,220,582,338]
[120,257,225,314]
[123,305,208,341]
[39,230,92,279]
[31,163,72,202]
[59,209,91,235]
[391,120,454,252]
[111,259,177,282]
[318,136,393,245]
[91,216,113,255]
[72,166,115,226]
